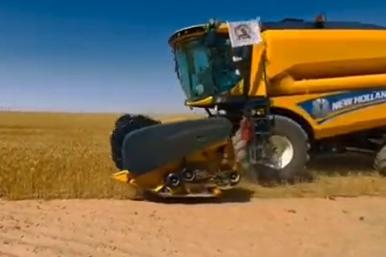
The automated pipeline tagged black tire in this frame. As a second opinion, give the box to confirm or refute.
[374,145,386,176]
[258,115,311,183]
[110,114,160,169]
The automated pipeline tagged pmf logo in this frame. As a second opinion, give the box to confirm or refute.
[234,24,252,40]
[311,98,331,118]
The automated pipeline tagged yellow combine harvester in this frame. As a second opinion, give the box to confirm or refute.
[110,17,386,199]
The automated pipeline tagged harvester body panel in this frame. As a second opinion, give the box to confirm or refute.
[271,90,386,139]
[263,29,386,84]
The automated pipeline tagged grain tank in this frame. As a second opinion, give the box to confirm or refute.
[264,28,386,96]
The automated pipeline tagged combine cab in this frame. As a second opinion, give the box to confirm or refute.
[110,17,386,199]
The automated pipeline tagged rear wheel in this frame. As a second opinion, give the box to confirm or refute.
[110,114,160,169]
[374,145,386,176]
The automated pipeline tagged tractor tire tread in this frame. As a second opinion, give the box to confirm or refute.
[263,115,311,183]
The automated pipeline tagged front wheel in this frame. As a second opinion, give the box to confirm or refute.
[234,115,312,183]
[262,115,311,182]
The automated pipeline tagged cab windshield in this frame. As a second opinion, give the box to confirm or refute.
[174,35,242,100]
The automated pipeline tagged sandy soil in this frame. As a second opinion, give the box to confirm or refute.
[0,197,385,257]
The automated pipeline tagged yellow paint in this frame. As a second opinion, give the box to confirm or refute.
[154,185,165,192]
[230,80,245,96]
[169,23,386,140]
[185,96,214,107]
[263,29,386,81]
[111,170,130,183]
[130,161,181,189]
[248,43,267,97]
[212,187,223,196]
[268,73,386,96]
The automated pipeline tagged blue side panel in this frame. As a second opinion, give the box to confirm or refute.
[298,88,386,124]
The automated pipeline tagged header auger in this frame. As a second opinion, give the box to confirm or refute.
[110,16,386,200]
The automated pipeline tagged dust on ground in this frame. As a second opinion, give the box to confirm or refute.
[0,197,385,257]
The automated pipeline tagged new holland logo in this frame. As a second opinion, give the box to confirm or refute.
[299,89,386,124]
[311,98,331,118]
[331,90,386,112]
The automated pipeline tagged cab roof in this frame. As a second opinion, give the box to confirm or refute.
[168,18,386,45]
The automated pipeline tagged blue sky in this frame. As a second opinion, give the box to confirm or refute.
[0,0,386,113]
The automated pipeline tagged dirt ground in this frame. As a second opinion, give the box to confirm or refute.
[1,197,385,257]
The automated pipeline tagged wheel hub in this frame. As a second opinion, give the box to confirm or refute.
[267,135,294,169]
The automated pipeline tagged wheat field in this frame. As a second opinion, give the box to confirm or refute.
[0,111,385,200]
